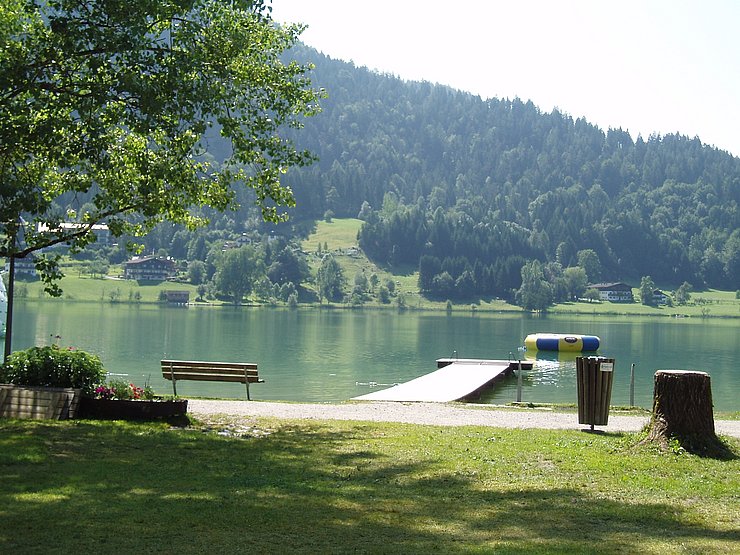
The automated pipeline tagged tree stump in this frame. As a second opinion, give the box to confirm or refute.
[644,370,730,458]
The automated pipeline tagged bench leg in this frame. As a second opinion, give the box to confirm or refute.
[167,363,178,397]
[245,381,251,401]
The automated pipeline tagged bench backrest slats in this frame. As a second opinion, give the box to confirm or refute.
[162,360,257,371]
[160,359,262,400]
[162,366,259,378]
[164,372,261,383]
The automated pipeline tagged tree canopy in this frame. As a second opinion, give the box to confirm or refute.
[283,49,738,290]
[316,253,344,302]
[1,0,321,288]
[213,244,263,305]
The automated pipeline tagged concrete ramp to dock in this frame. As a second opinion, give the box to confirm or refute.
[353,359,530,402]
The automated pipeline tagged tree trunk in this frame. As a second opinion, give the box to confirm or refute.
[644,370,730,458]
[4,253,15,362]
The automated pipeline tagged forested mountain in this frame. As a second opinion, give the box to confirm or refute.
[53,44,739,302]
[278,46,738,293]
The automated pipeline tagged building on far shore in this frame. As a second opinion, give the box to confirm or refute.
[589,282,634,302]
[36,222,110,247]
[4,255,38,277]
[164,290,190,305]
[652,289,670,305]
[124,256,175,281]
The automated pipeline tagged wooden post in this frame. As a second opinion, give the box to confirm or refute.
[516,360,522,403]
[644,370,730,457]
[169,362,177,396]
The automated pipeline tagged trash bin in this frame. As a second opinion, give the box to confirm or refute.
[576,356,615,429]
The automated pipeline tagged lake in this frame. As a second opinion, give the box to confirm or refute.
[8,302,740,411]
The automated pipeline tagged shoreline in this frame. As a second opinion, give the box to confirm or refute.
[16,296,740,320]
[187,399,740,438]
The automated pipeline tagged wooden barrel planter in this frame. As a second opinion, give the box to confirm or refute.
[78,397,188,421]
[0,385,81,420]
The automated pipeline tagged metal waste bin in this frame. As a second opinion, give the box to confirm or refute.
[576,356,615,429]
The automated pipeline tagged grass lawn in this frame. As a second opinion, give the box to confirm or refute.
[302,217,365,252]
[15,275,203,305]
[1,417,738,554]
[17,269,738,318]
[551,290,740,319]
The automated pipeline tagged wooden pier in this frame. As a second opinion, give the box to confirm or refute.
[353,358,533,402]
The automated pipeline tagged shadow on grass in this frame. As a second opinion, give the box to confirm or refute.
[578,429,629,438]
[0,420,737,554]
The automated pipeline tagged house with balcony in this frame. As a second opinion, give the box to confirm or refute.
[5,255,38,277]
[652,289,670,305]
[37,222,111,247]
[589,282,634,302]
[124,256,175,281]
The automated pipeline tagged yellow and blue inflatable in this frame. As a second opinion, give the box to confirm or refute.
[524,333,600,352]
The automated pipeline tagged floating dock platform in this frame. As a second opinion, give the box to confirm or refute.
[353,358,533,402]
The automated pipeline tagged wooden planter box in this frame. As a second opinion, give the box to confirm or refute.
[0,384,81,420]
[78,397,188,420]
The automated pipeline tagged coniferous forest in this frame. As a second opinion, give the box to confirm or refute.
[278,46,739,296]
[56,45,740,303]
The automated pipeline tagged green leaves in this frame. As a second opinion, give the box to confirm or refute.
[316,253,345,302]
[213,244,264,305]
[1,0,321,286]
[1,345,106,395]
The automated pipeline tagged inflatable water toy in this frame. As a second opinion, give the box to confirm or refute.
[524,333,600,352]
[525,333,599,352]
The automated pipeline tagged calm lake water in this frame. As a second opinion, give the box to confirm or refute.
[9,302,740,411]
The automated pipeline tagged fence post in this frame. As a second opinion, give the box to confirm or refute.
[516,360,522,403]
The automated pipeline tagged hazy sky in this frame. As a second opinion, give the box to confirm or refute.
[271,0,740,157]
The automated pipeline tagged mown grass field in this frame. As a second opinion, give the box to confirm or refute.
[14,274,200,304]
[0,417,738,554]
[550,289,740,318]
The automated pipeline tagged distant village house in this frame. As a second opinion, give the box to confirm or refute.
[4,255,38,277]
[589,282,634,302]
[164,290,190,305]
[37,222,110,247]
[124,256,176,281]
[652,289,670,305]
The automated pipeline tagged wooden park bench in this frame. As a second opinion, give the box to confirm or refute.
[161,359,262,400]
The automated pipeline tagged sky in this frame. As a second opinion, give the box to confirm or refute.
[271,0,740,157]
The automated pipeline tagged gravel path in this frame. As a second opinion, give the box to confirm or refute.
[188,399,740,438]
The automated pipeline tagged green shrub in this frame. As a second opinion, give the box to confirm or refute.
[0,345,106,395]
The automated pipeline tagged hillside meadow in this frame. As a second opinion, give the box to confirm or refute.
[10,219,739,318]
